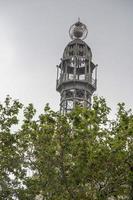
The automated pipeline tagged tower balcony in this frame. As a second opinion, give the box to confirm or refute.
[56,74,96,93]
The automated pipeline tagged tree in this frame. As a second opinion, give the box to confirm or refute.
[0,96,23,199]
[0,96,132,199]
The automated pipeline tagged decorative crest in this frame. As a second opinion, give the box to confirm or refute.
[69,19,88,40]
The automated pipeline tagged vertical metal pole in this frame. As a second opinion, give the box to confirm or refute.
[85,45,87,80]
[64,60,67,80]
[88,54,91,84]
[56,65,59,81]
[60,59,63,82]
[95,64,98,88]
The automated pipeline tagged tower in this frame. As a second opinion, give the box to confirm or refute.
[56,20,97,113]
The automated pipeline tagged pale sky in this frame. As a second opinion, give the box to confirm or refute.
[0,0,133,115]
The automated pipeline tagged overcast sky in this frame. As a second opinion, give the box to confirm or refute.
[0,0,133,116]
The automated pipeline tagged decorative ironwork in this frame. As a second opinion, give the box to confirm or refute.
[69,20,88,40]
[56,21,97,113]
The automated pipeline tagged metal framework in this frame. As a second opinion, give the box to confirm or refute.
[56,20,97,113]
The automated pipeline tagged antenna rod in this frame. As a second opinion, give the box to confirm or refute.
[78,17,80,22]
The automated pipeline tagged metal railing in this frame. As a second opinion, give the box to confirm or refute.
[56,74,96,88]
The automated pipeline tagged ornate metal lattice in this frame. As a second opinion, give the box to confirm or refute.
[69,20,88,40]
[56,20,97,114]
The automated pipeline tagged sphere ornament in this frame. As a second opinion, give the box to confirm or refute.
[69,20,88,40]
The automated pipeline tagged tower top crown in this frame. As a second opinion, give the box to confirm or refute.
[69,19,88,40]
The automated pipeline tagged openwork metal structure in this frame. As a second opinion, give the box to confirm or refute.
[56,20,97,113]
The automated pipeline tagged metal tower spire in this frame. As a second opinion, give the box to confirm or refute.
[56,20,97,113]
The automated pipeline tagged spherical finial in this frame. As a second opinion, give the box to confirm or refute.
[69,19,88,40]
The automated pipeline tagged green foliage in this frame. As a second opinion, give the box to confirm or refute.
[0,96,132,199]
[0,96,23,199]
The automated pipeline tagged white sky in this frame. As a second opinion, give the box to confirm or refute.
[0,0,133,116]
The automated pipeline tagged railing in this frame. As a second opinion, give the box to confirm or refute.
[56,74,96,88]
